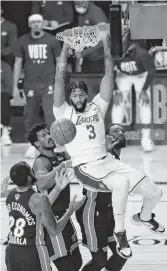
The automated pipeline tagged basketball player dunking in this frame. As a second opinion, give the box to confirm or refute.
[5,161,85,271]
[53,28,165,259]
[28,123,83,271]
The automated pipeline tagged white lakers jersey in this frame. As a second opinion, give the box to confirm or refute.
[53,94,109,166]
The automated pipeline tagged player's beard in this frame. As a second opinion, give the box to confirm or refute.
[30,174,37,185]
[115,136,126,148]
[45,146,55,150]
[71,99,87,113]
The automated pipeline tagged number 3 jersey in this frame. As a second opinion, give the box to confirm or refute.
[53,94,109,166]
[6,188,45,247]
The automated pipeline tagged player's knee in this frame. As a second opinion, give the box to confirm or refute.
[154,186,163,201]
[118,176,130,191]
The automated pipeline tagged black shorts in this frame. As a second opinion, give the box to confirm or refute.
[76,193,115,252]
[5,245,51,271]
[45,211,79,261]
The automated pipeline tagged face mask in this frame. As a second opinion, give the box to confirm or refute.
[75,7,87,14]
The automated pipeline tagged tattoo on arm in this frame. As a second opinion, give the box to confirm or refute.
[56,44,69,79]
[102,37,114,74]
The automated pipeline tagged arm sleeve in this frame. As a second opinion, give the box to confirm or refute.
[53,101,71,119]
[92,94,109,119]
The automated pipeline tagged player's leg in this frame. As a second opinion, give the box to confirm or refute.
[41,85,55,129]
[5,245,51,271]
[53,247,82,271]
[82,249,107,271]
[106,205,127,271]
[131,177,165,233]
[74,158,132,259]
[75,190,108,270]
[112,70,133,124]
[108,157,165,233]
[47,214,82,271]
[135,72,154,152]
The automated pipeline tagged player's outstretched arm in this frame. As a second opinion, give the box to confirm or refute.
[55,195,86,233]
[29,193,60,236]
[33,158,66,191]
[99,26,114,103]
[29,193,85,236]
[54,42,70,108]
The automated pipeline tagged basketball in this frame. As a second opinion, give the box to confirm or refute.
[50,118,77,145]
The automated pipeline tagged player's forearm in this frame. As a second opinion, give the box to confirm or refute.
[13,61,22,88]
[55,44,69,81]
[36,163,65,191]
[55,209,72,234]
[36,170,57,191]
[54,43,69,106]
[48,186,62,205]
[142,68,156,91]
[102,37,113,74]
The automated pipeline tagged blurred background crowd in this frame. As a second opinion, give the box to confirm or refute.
[1,0,167,158]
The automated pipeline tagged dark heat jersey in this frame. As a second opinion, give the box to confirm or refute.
[6,188,45,246]
[34,153,70,213]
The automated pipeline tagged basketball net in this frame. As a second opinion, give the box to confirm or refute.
[56,23,110,51]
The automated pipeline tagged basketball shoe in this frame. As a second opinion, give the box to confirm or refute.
[114,231,132,259]
[131,213,165,234]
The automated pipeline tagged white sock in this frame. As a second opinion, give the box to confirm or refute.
[142,128,150,139]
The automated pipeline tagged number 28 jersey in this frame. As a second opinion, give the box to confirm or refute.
[6,188,45,247]
[53,94,109,167]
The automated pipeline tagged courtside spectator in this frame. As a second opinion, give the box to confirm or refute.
[31,1,74,30]
[13,14,61,158]
[74,1,108,73]
[1,6,17,67]
[1,60,13,146]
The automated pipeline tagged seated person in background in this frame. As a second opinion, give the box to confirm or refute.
[74,0,108,73]
[112,40,156,152]
[1,60,13,146]
[31,1,74,30]
[1,6,18,67]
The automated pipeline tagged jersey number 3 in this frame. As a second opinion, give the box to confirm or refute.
[86,125,96,139]
[9,216,26,238]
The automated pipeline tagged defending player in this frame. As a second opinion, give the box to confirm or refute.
[112,40,156,152]
[28,123,83,271]
[53,28,164,259]
[5,161,85,271]
[76,124,127,271]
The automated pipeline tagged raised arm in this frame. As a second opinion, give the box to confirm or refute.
[33,158,66,191]
[99,28,114,103]
[54,43,70,108]
[29,192,85,236]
